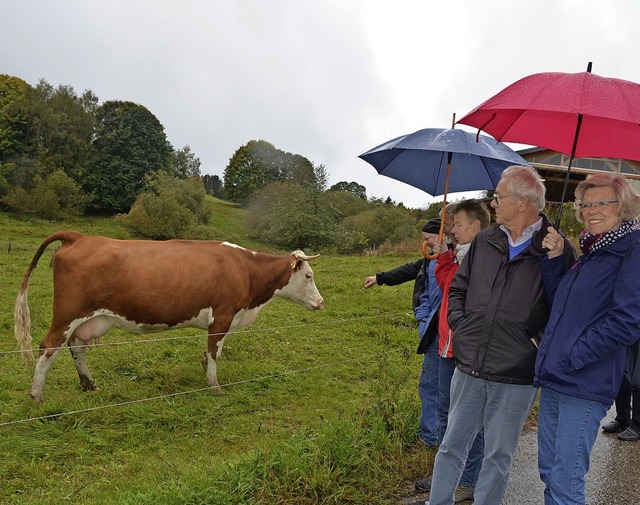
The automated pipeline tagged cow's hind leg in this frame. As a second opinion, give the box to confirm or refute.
[30,326,66,402]
[68,336,97,392]
[204,322,230,392]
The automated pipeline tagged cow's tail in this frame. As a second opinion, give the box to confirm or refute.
[14,230,81,366]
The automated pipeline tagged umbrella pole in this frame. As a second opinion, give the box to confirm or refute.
[439,161,451,242]
[554,114,583,230]
[423,153,451,259]
[554,62,592,230]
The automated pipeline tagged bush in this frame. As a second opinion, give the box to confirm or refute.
[1,169,91,218]
[248,182,349,252]
[116,172,217,240]
[342,205,416,250]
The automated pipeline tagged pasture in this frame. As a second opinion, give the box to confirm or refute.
[0,211,433,504]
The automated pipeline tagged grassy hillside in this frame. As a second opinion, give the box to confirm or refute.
[205,196,261,249]
[0,209,433,504]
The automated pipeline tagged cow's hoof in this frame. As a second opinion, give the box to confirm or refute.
[29,391,44,403]
[80,379,97,392]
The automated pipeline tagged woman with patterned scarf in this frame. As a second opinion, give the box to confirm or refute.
[534,172,640,505]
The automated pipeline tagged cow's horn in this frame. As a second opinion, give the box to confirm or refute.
[292,250,320,261]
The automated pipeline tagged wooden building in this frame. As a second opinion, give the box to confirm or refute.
[518,148,640,204]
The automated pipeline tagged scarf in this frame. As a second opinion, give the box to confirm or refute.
[579,219,640,255]
[454,243,471,264]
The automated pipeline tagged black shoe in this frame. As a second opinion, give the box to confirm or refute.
[414,476,432,493]
[602,420,629,433]
[618,425,640,441]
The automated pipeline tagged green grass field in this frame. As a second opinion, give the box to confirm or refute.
[0,205,434,504]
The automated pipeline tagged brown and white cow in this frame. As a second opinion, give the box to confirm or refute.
[14,230,324,402]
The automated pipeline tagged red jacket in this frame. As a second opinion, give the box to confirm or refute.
[435,249,458,358]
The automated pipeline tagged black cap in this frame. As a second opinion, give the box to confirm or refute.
[422,218,441,234]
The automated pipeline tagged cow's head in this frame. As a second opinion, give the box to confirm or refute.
[279,250,324,310]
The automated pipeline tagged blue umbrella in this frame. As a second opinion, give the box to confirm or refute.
[358,126,529,197]
[359,120,529,257]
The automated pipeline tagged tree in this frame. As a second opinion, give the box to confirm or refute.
[172,144,201,178]
[224,140,271,205]
[311,163,329,192]
[0,76,98,196]
[84,100,172,214]
[248,182,348,251]
[202,173,224,198]
[25,80,96,182]
[286,154,315,188]
[224,139,318,205]
[0,74,29,160]
[0,75,30,195]
[320,189,370,219]
[329,181,367,200]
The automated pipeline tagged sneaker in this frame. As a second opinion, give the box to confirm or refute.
[454,485,474,502]
[602,420,629,433]
[414,476,432,493]
[618,425,640,441]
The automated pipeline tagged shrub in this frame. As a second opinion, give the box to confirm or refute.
[116,173,217,240]
[1,169,90,218]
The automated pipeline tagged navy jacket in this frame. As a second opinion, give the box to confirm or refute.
[534,230,640,405]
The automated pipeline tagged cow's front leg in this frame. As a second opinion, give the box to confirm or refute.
[205,318,231,392]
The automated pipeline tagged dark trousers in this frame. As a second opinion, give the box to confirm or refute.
[614,378,640,428]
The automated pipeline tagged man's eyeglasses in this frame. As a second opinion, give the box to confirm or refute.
[573,200,619,211]
[491,194,520,204]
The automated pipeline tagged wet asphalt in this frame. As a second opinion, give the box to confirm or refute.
[402,408,640,505]
[503,409,640,505]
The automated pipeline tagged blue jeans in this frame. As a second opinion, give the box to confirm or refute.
[537,387,608,505]
[428,369,537,505]
[417,337,439,446]
[438,357,484,487]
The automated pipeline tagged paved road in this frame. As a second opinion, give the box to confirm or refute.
[402,409,640,505]
[504,410,640,505]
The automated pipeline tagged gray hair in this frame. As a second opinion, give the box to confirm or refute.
[440,201,459,218]
[574,172,640,223]
[500,165,546,212]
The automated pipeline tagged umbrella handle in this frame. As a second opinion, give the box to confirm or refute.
[422,240,439,259]
[422,221,446,259]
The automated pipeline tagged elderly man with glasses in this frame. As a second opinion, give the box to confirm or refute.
[422,165,576,505]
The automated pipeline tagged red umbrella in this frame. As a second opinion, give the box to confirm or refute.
[458,62,640,227]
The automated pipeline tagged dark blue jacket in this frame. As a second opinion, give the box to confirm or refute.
[534,230,640,405]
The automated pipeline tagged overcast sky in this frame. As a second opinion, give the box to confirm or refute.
[2,0,639,208]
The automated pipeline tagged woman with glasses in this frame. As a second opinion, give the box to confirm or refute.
[534,172,640,505]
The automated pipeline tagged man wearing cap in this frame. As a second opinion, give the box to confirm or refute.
[364,217,444,447]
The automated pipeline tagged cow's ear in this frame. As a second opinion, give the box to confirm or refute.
[290,259,299,270]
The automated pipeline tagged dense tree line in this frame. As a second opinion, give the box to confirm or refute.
[0,74,204,218]
[0,73,431,249]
